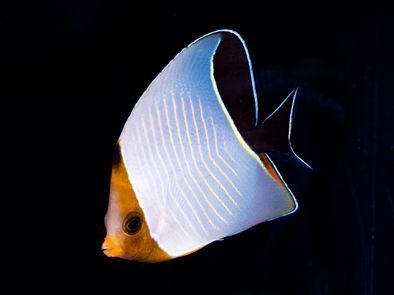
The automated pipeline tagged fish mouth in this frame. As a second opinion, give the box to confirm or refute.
[102,247,124,257]
[101,237,123,257]
[101,237,111,256]
[101,243,110,256]
[101,245,117,257]
[101,241,114,257]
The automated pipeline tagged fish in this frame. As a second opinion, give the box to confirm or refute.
[101,29,309,262]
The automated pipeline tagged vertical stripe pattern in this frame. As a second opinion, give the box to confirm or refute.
[119,31,296,257]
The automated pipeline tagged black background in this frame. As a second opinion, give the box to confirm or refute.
[1,0,393,294]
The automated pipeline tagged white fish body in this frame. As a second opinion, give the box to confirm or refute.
[117,30,298,258]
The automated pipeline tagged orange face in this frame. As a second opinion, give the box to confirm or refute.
[102,143,171,262]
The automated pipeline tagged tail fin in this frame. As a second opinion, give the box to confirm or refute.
[245,89,311,169]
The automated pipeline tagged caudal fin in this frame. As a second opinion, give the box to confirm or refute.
[244,89,312,169]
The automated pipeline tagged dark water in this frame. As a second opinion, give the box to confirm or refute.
[2,0,393,294]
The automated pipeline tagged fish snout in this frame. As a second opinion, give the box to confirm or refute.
[101,236,124,257]
[101,239,111,256]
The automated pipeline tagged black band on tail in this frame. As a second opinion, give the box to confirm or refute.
[243,89,311,169]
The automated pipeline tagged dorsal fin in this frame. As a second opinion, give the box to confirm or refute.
[212,31,258,131]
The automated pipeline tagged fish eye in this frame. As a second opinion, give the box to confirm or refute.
[123,212,143,235]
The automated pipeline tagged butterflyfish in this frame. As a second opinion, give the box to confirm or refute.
[102,29,309,262]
